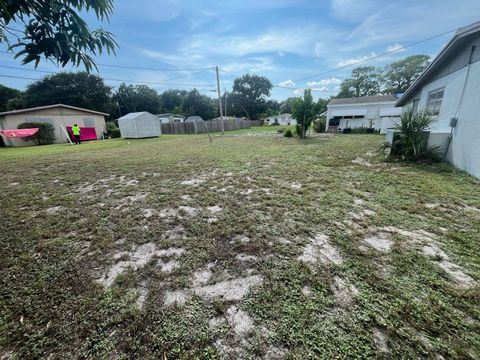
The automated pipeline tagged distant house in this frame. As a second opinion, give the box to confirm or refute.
[395,21,480,178]
[265,113,296,126]
[156,113,185,123]
[118,112,161,138]
[184,116,204,123]
[0,104,108,147]
[326,95,401,134]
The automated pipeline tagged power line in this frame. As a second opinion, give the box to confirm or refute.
[292,29,456,83]
[219,68,336,92]
[0,66,215,87]
[0,50,214,72]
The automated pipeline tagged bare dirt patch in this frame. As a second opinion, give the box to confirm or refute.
[364,233,393,252]
[181,178,205,186]
[352,157,373,167]
[225,306,254,336]
[298,234,343,266]
[331,276,359,307]
[373,328,389,353]
[46,206,63,214]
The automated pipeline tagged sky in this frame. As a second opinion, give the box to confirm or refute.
[1,0,480,101]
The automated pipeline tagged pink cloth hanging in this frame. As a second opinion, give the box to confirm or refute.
[0,128,39,138]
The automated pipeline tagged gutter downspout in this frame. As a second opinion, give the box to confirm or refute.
[444,45,476,159]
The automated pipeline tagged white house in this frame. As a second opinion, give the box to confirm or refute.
[156,113,185,123]
[265,113,296,126]
[395,21,480,178]
[326,95,401,134]
[118,112,161,138]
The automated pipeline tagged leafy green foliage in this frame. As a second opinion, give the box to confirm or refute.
[0,0,117,71]
[284,128,293,137]
[0,84,22,112]
[18,122,55,145]
[312,117,326,133]
[182,89,217,120]
[114,83,162,117]
[232,74,273,119]
[383,55,430,93]
[392,107,436,160]
[292,89,316,138]
[338,66,382,98]
[106,121,120,138]
[22,72,114,114]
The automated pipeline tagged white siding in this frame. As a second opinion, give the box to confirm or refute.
[118,112,161,139]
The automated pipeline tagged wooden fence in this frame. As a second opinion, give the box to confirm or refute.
[161,119,263,135]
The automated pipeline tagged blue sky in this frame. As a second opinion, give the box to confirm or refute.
[1,0,480,100]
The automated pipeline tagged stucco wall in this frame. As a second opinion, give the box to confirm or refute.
[0,108,106,146]
[404,61,480,177]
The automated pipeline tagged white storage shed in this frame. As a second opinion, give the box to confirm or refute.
[118,112,161,138]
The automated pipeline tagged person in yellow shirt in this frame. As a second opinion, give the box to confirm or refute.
[72,124,81,144]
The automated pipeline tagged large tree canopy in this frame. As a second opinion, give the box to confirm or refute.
[338,66,382,98]
[182,89,217,120]
[232,74,272,119]
[160,89,188,114]
[23,72,114,114]
[0,84,22,112]
[0,0,117,71]
[383,55,430,93]
[114,83,162,117]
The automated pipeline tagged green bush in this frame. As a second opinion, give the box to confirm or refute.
[393,108,436,161]
[18,122,55,145]
[106,121,121,138]
[284,129,293,138]
[312,117,326,133]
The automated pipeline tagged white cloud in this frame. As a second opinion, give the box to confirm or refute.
[307,78,342,87]
[310,87,329,92]
[337,52,376,67]
[221,57,277,73]
[386,43,405,53]
[293,89,304,94]
[278,80,295,87]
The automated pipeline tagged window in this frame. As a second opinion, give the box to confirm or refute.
[83,118,95,127]
[426,88,444,116]
[25,116,53,125]
[412,98,420,113]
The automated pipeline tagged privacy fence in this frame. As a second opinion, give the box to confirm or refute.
[160,119,263,135]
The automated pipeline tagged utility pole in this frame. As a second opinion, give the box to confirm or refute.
[215,66,224,135]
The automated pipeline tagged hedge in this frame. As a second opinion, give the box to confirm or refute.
[18,122,56,145]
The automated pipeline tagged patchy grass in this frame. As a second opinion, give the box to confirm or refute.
[0,132,479,359]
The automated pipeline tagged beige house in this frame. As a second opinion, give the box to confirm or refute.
[0,104,108,147]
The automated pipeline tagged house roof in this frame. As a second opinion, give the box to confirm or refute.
[0,104,109,117]
[396,20,480,106]
[156,113,184,118]
[329,95,398,106]
[185,116,204,122]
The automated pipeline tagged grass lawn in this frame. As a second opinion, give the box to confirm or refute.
[0,130,479,359]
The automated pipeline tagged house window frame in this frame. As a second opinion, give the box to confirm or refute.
[426,87,444,116]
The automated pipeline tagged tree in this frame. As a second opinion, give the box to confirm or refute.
[0,84,22,112]
[315,98,329,115]
[0,0,117,71]
[338,66,382,97]
[114,83,162,117]
[292,89,316,138]
[160,89,188,114]
[232,74,272,119]
[383,55,430,93]
[280,97,299,114]
[22,72,114,114]
[182,89,217,120]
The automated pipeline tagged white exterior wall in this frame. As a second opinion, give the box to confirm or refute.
[265,114,296,126]
[327,102,400,134]
[400,61,480,177]
[0,108,106,147]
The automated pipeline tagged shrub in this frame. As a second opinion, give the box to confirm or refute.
[284,129,293,138]
[392,108,435,161]
[18,122,55,145]
[342,128,351,134]
[312,117,326,133]
[106,121,121,138]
